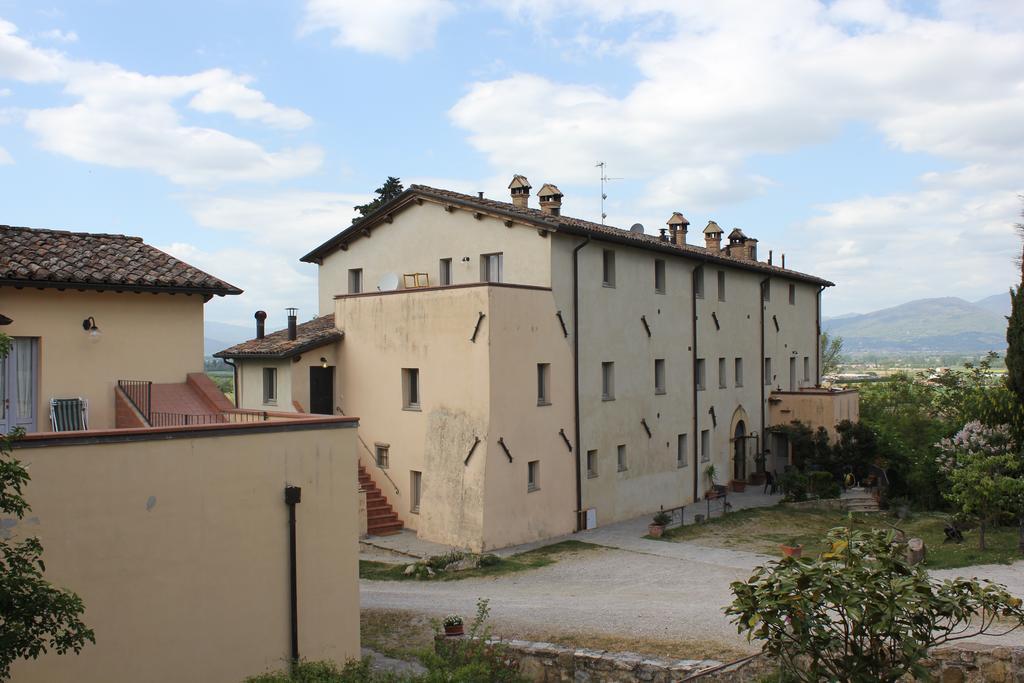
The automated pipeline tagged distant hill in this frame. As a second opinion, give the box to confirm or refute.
[204,321,253,356]
[824,296,1007,354]
[973,292,1012,319]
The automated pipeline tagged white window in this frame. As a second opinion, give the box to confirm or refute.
[617,444,627,472]
[735,357,744,387]
[481,252,503,283]
[439,258,452,286]
[537,363,550,405]
[262,367,277,404]
[348,268,363,294]
[694,268,704,298]
[789,283,796,305]
[718,357,727,389]
[677,434,688,468]
[700,429,710,463]
[602,362,615,400]
[717,270,726,302]
[402,368,420,410]
[803,356,811,382]
[587,449,598,478]
[764,357,772,386]
[654,358,666,395]
[375,443,389,469]
[410,471,422,513]
[602,250,616,287]
[696,358,706,391]
[527,460,540,492]
[654,259,666,294]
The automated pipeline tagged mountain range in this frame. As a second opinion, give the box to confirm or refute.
[204,320,254,356]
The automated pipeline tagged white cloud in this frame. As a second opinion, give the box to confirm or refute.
[300,0,455,59]
[0,87,9,96]
[39,28,77,43]
[0,19,320,184]
[0,145,12,164]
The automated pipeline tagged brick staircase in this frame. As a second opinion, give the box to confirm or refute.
[359,465,404,536]
[841,487,881,513]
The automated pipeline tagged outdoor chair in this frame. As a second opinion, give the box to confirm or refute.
[49,397,89,431]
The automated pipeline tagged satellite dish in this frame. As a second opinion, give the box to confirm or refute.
[377,272,400,292]
[630,223,645,234]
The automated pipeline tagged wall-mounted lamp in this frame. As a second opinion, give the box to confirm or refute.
[320,357,328,368]
[461,256,470,263]
[81,316,101,338]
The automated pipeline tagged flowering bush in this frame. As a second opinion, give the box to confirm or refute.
[935,421,1015,473]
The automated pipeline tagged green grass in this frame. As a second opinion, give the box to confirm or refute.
[661,504,1022,570]
[359,540,601,581]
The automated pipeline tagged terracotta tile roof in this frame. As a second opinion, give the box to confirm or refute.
[300,186,833,287]
[214,314,342,359]
[0,225,242,296]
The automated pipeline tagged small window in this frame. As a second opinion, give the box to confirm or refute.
[587,449,598,478]
[788,283,796,305]
[654,358,666,395]
[527,460,540,492]
[764,357,772,386]
[410,471,422,513]
[602,361,615,401]
[262,367,278,404]
[617,444,627,472]
[735,357,744,387]
[537,363,551,405]
[440,258,453,286]
[695,358,706,391]
[700,430,710,463]
[803,356,810,382]
[677,434,688,468]
[717,270,726,302]
[602,250,616,287]
[694,267,704,299]
[348,268,363,294]
[402,368,420,410]
[375,444,389,469]
[718,357,727,389]
[762,280,771,302]
[481,252,503,283]
[654,259,666,293]
[790,357,797,390]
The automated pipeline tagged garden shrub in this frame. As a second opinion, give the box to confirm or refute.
[777,470,808,501]
[807,471,840,499]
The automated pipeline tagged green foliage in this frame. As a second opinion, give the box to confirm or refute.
[777,471,808,502]
[820,332,844,376]
[420,599,525,683]
[0,338,94,680]
[1008,201,1024,404]
[831,420,877,479]
[727,527,1024,682]
[652,510,672,526]
[245,658,400,682]
[770,422,830,472]
[806,472,840,499]
[352,177,405,223]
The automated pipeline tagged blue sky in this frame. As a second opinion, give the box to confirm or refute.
[1,0,1022,329]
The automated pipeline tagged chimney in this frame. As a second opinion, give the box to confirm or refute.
[508,174,531,209]
[255,310,267,339]
[781,253,786,269]
[537,183,563,216]
[768,250,773,265]
[703,221,723,252]
[745,238,758,261]
[286,308,297,341]
[667,212,690,246]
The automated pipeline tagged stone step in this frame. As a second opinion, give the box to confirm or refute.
[367,521,404,536]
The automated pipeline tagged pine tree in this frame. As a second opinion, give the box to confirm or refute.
[352,177,405,223]
[1008,201,1024,404]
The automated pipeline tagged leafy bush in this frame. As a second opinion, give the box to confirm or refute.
[421,599,525,683]
[652,510,672,526]
[806,471,840,499]
[426,551,465,571]
[777,470,808,501]
[477,554,500,567]
[245,658,399,682]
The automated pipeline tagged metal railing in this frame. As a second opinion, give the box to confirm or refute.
[338,406,400,495]
[149,410,271,427]
[118,380,152,423]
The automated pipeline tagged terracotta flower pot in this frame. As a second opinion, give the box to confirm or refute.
[648,523,665,538]
[731,480,747,493]
[444,623,464,636]
[780,544,803,558]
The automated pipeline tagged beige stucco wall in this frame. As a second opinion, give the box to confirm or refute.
[238,358,293,411]
[0,288,204,431]
[768,388,861,440]
[316,200,554,314]
[8,423,360,683]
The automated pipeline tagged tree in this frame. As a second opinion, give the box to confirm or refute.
[0,332,94,680]
[831,419,877,481]
[352,177,405,223]
[820,331,843,376]
[1007,198,1024,404]
[728,527,1024,682]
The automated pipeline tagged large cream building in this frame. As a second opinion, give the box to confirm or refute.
[220,177,853,551]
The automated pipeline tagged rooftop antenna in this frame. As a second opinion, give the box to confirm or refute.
[595,161,622,225]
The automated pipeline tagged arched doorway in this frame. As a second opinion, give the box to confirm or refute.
[734,420,747,481]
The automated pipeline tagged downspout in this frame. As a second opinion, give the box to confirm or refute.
[816,285,826,386]
[691,266,701,502]
[572,235,591,532]
[223,358,238,408]
[284,485,302,668]
[760,277,771,462]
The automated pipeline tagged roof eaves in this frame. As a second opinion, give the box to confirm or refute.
[0,278,243,297]
[213,331,343,360]
[300,190,420,263]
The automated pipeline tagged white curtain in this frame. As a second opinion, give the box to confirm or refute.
[14,339,32,419]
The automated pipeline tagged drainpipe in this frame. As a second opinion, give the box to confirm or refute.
[223,358,238,408]
[760,277,771,463]
[816,285,826,386]
[284,485,302,667]
[572,235,591,532]
[691,266,701,502]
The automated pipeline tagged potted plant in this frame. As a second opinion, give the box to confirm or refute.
[731,478,747,493]
[442,614,464,636]
[703,464,718,496]
[648,510,672,538]
[780,540,803,558]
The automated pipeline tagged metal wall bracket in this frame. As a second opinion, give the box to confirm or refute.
[709,406,717,428]
[641,315,651,337]
[641,418,652,438]
[497,437,513,462]
[556,310,569,338]
[712,311,720,330]
[470,312,486,342]
[464,436,481,465]
[772,314,780,332]
[558,428,572,452]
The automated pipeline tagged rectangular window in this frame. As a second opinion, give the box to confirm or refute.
[410,471,422,513]
[587,449,598,478]
[790,357,797,390]
[762,280,771,302]
[718,357,727,389]
[602,249,616,287]
[602,362,615,401]
[480,252,503,282]
[654,259,666,293]
[803,356,810,382]
[735,357,744,387]
[617,444,627,472]
[788,283,796,305]
[375,443,389,469]
[439,258,452,286]
[696,358,706,391]
[717,270,726,302]
[402,368,420,410]
[537,363,550,405]
[694,267,704,298]
[262,367,277,404]
[700,430,710,463]
[348,268,363,294]
[654,358,666,395]
[527,460,540,492]
[677,434,688,468]
[764,357,772,386]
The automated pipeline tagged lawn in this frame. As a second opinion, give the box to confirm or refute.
[661,503,1022,569]
[359,540,601,582]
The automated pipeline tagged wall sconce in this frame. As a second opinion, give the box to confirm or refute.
[461,256,470,262]
[81,316,101,338]
[320,357,328,368]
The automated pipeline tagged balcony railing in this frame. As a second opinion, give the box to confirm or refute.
[150,410,271,427]
[118,380,152,423]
